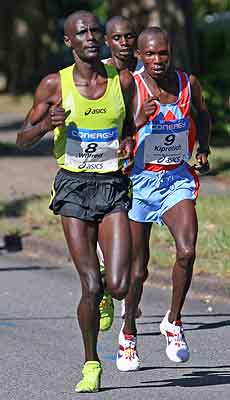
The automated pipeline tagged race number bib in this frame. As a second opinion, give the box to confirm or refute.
[144,118,190,165]
[64,125,119,171]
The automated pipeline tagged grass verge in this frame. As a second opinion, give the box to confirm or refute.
[0,94,33,114]
[0,193,229,277]
[208,146,230,177]
[149,194,230,277]
[0,195,62,241]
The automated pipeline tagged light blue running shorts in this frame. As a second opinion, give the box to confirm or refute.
[128,163,199,225]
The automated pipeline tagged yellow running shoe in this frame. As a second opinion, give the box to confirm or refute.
[99,292,114,331]
[99,262,114,331]
[75,361,102,393]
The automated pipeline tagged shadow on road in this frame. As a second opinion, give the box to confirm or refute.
[0,138,53,156]
[0,265,59,271]
[0,119,23,131]
[137,313,230,336]
[100,365,230,391]
[140,368,230,387]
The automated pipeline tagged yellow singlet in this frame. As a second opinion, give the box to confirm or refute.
[53,63,126,173]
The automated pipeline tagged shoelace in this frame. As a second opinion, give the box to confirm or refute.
[122,338,136,360]
[82,364,101,377]
[124,346,136,360]
[167,326,186,346]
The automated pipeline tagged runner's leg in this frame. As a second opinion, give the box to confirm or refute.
[123,220,151,334]
[159,199,197,363]
[115,220,150,371]
[162,199,198,322]
[97,242,115,331]
[99,211,131,300]
[62,216,102,362]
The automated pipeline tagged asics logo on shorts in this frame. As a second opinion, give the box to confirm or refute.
[85,107,107,116]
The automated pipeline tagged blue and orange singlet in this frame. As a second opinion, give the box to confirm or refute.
[133,69,196,173]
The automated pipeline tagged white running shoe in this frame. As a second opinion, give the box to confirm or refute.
[121,299,126,319]
[116,325,140,371]
[160,310,190,363]
[121,299,142,319]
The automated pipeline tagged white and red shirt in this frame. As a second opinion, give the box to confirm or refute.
[133,70,196,173]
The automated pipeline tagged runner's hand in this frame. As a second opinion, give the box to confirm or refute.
[196,151,209,166]
[143,96,160,117]
[43,99,71,131]
[194,152,210,174]
[136,96,159,129]
[117,137,135,173]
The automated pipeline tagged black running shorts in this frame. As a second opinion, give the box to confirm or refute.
[49,169,132,222]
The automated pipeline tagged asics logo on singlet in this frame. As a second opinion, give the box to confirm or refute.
[84,107,107,116]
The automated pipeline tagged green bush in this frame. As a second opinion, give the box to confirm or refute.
[197,12,230,142]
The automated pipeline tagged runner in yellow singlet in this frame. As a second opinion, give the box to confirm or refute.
[16,11,136,393]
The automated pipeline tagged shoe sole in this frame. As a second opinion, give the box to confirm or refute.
[159,323,167,336]
[116,364,140,372]
[116,357,140,372]
[166,348,190,363]
[75,375,102,393]
[160,323,190,363]
[75,388,100,393]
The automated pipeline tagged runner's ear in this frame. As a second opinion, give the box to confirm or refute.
[64,35,72,48]
[136,48,141,58]
[104,34,108,47]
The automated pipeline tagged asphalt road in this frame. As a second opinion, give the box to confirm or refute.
[0,253,230,400]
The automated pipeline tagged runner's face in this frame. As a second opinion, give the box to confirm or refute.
[67,15,104,61]
[106,22,136,60]
[139,34,171,79]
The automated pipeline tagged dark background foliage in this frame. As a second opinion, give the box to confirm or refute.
[0,0,229,140]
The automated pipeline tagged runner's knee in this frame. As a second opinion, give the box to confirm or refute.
[80,271,103,301]
[176,245,195,268]
[131,268,147,286]
[131,253,148,284]
[107,280,129,300]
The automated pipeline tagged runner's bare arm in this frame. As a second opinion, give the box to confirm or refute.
[190,74,211,165]
[118,69,136,165]
[16,73,64,149]
[119,69,136,139]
